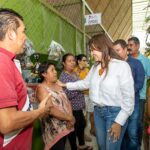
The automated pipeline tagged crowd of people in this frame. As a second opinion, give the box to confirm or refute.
[0,8,150,150]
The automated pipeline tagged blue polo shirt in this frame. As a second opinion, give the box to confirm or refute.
[137,53,150,100]
[127,55,145,104]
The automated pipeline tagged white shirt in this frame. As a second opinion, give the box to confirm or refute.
[14,59,22,73]
[67,59,134,126]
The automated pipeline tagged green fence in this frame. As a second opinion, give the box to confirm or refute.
[0,0,85,55]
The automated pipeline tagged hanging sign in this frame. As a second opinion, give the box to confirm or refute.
[85,13,101,26]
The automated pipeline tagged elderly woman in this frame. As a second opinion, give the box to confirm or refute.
[36,61,74,150]
[58,34,134,150]
[59,53,92,150]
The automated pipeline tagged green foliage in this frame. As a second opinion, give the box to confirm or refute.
[32,120,44,150]
[146,42,150,47]
[145,48,150,57]
[147,26,150,34]
[145,15,150,23]
[145,11,150,57]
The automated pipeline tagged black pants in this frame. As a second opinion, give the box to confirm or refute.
[68,110,86,150]
[138,99,146,147]
[51,136,66,150]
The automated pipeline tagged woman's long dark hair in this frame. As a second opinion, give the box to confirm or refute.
[88,33,123,70]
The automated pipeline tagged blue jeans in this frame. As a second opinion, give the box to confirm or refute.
[94,106,128,150]
[121,103,140,150]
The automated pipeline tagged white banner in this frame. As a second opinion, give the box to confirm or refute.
[85,13,101,26]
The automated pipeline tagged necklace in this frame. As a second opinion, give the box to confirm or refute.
[99,67,105,76]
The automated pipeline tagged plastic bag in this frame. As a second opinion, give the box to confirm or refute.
[24,38,35,56]
[48,40,65,61]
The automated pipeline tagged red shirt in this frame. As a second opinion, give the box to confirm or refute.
[0,48,33,150]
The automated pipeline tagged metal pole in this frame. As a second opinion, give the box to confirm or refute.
[82,0,86,53]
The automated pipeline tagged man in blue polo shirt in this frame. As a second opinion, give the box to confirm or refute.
[113,39,145,150]
[128,37,150,148]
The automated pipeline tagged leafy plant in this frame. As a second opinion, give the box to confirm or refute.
[145,13,150,57]
[147,26,150,34]
[145,15,150,23]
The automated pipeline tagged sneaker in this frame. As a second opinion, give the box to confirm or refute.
[78,145,93,150]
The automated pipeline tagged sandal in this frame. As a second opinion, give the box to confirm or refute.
[84,134,92,142]
[78,145,93,150]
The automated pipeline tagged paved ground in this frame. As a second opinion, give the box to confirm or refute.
[65,117,98,150]
[65,120,145,150]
